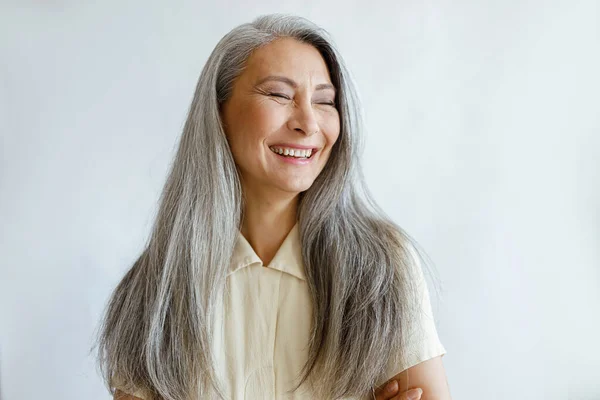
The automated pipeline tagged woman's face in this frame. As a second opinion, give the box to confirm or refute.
[220,37,340,196]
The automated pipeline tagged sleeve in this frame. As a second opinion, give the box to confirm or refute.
[381,246,447,383]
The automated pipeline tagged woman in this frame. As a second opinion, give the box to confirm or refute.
[95,14,451,400]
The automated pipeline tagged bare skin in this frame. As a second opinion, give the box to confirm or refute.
[373,380,424,400]
[220,37,340,266]
[375,355,452,399]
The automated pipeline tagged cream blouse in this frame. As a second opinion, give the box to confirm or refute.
[116,223,446,399]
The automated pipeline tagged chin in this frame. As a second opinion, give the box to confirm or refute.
[278,179,315,194]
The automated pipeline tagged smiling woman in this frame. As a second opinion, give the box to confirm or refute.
[219,38,341,202]
[94,13,450,400]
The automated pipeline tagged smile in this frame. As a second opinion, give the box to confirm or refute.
[269,146,314,159]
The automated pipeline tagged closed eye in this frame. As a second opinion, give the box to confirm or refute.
[269,93,335,107]
[269,92,291,100]
[318,101,336,106]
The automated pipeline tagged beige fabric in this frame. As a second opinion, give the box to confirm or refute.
[116,223,446,399]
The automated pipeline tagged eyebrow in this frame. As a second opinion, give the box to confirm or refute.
[255,75,336,93]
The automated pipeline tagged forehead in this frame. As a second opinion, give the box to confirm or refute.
[243,37,332,83]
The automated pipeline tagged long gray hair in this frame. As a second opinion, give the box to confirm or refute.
[94,13,439,400]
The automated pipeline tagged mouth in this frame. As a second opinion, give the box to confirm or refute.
[268,145,318,160]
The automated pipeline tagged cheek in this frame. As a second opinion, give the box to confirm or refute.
[225,104,271,155]
[242,101,285,140]
[225,101,286,169]
[323,114,341,146]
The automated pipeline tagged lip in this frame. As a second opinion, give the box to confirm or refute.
[268,145,318,165]
[269,142,319,151]
[271,151,316,165]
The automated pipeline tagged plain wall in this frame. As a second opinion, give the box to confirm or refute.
[1,1,598,399]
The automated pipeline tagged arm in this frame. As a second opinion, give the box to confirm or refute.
[388,355,452,400]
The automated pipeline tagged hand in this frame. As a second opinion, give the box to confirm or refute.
[373,380,424,400]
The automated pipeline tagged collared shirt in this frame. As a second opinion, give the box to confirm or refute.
[117,223,446,399]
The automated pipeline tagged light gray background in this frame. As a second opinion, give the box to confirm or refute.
[1,1,598,399]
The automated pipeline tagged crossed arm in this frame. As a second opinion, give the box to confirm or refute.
[114,355,451,400]
[374,355,452,400]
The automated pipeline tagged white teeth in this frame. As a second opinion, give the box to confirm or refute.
[269,146,313,158]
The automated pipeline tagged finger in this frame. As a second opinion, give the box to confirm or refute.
[391,387,423,400]
[373,379,399,400]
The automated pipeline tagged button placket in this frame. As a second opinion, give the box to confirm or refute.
[243,266,282,399]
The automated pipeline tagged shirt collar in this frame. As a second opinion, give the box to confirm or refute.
[228,222,306,281]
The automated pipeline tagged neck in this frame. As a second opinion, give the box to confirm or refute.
[240,183,299,267]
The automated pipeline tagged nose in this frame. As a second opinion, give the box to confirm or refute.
[287,98,320,136]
